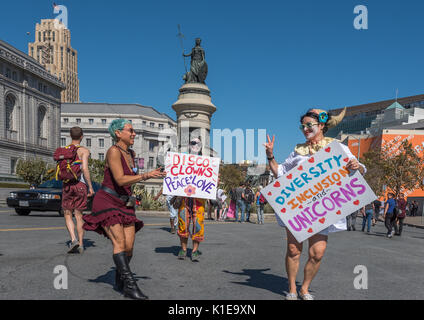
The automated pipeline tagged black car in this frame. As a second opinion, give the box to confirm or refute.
[7,179,100,216]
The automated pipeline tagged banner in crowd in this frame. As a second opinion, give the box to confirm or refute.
[163,152,220,200]
[263,141,377,243]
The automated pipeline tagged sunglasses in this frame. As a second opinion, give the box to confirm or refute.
[190,141,199,146]
[299,122,319,131]
[122,128,135,134]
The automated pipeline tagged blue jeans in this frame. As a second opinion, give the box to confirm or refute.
[235,200,245,222]
[245,202,251,221]
[257,203,264,224]
[362,210,373,232]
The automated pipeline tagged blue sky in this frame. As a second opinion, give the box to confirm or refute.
[1,0,423,162]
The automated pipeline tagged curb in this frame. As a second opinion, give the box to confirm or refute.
[403,223,424,230]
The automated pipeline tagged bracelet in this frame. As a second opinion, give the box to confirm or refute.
[267,156,275,161]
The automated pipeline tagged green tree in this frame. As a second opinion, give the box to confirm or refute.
[361,140,424,197]
[16,158,50,186]
[88,158,106,183]
[219,164,245,193]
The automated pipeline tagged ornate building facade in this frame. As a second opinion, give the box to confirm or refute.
[28,19,79,103]
[61,102,177,194]
[0,40,65,178]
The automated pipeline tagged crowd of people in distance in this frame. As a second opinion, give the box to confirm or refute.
[346,193,417,238]
[204,183,268,224]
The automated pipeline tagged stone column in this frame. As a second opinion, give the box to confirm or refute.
[172,83,216,156]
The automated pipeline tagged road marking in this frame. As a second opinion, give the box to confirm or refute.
[0,221,257,232]
[0,227,66,232]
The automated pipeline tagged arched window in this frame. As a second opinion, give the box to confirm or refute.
[37,106,47,138]
[5,94,15,131]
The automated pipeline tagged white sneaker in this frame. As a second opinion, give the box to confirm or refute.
[285,292,298,300]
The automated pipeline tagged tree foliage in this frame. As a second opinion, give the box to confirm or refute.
[88,158,106,183]
[361,140,424,197]
[16,158,53,186]
[219,164,245,193]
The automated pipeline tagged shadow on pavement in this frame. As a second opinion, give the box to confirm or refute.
[158,227,172,233]
[88,268,151,291]
[155,246,181,257]
[88,268,116,289]
[223,268,296,296]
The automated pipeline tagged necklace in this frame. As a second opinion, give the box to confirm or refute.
[115,144,130,155]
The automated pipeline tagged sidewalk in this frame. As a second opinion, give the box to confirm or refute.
[403,216,424,229]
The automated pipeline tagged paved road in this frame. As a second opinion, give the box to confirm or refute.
[0,208,423,300]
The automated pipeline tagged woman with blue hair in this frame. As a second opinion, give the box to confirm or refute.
[83,119,165,300]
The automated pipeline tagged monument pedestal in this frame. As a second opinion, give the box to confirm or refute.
[172,83,217,156]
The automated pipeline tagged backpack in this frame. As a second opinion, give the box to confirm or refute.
[259,193,267,204]
[245,188,254,203]
[53,144,82,183]
[230,189,237,201]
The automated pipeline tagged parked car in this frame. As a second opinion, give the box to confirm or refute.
[7,179,100,216]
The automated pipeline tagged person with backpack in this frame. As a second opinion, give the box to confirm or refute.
[54,127,94,254]
[243,184,254,223]
[82,119,165,300]
[383,193,397,238]
[255,186,267,225]
[394,194,407,236]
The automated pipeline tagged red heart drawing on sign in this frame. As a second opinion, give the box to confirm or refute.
[325,147,331,153]
[299,205,303,209]
[354,200,360,205]
[273,181,281,188]
[336,210,341,215]
[344,158,349,162]
[307,228,313,233]
[308,157,314,163]
[287,174,293,180]
[298,165,303,171]
[268,192,272,196]
[281,208,286,213]
[336,182,342,186]
[319,218,325,224]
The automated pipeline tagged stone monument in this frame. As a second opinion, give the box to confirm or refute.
[172,38,216,156]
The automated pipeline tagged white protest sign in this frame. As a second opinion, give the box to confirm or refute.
[162,152,220,200]
[263,141,377,243]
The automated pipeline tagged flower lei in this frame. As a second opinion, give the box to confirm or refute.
[294,137,336,156]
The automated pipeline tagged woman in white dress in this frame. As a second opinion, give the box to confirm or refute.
[264,108,366,300]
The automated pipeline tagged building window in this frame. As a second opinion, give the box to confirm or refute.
[63,118,69,123]
[38,82,43,92]
[148,157,154,169]
[12,71,17,81]
[159,124,164,129]
[142,121,146,125]
[53,31,55,42]
[5,94,15,131]
[89,119,94,124]
[10,158,17,174]
[86,138,91,147]
[37,106,47,138]
[61,138,66,146]
[38,32,41,42]
[149,141,156,152]
[76,118,81,124]
[6,68,11,78]
[101,119,106,124]
[150,122,155,128]
[99,139,104,148]
[99,153,105,161]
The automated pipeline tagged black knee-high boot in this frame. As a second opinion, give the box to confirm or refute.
[115,254,131,292]
[113,252,148,300]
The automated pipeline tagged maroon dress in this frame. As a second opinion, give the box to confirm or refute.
[83,151,143,238]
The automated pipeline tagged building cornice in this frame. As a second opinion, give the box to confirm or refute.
[0,75,62,105]
[0,42,65,89]
[61,112,176,124]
